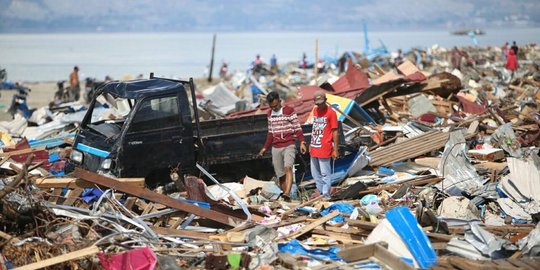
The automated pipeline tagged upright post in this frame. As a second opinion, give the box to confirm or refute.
[208,33,216,82]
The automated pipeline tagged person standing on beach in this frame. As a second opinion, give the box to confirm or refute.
[69,66,80,100]
[258,91,307,201]
[309,90,339,198]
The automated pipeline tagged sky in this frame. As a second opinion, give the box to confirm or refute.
[1,0,539,33]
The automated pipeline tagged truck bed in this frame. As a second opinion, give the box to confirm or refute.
[197,114,311,165]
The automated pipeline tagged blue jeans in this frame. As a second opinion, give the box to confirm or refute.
[310,157,332,196]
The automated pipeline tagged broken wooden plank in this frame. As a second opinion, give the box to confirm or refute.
[414,157,441,169]
[124,197,137,211]
[474,162,507,172]
[63,188,83,206]
[287,211,339,239]
[0,146,46,157]
[279,195,324,218]
[48,189,63,204]
[14,245,99,270]
[0,230,20,242]
[311,229,363,244]
[468,148,505,161]
[446,256,514,270]
[448,224,534,235]
[34,177,145,189]
[373,64,385,76]
[345,219,378,230]
[506,258,537,270]
[268,216,308,228]
[153,226,211,239]
[73,168,244,226]
[338,243,414,270]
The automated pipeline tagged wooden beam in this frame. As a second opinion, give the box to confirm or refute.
[63,188,83,206]
[0,230,20,242]
[14,245,99,270]
[373,64,385,76]
[34,177,145,189]
[287,211,339,239]
[268,216,308,228]
[311,229,363,244]
[73,168,244,226]
[279,195,324,218]
[0,146,46,157]
[153,226,211,239]
[338,243,414,270]
[345,219,378,230]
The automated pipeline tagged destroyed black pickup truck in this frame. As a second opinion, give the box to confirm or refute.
[69,76,311,182]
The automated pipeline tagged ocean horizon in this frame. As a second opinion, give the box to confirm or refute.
[1,28,539,82]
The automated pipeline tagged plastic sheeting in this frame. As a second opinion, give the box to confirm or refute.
[320,203,355,223]
[278,239,342,262]
[386,206,437,269]
[202,83,241,116]
[98,246,157,270]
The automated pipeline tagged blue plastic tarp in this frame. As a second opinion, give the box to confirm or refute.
[81,188,104,203]
[386,206,437,269]
[320,203,355,223]
[278,240,343,262]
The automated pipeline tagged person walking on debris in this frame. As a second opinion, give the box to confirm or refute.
[451,47,464,71]
[300,52,308,69]
[258,91,307,201]
[69,66,80,100]
[270,54,278,74]
[511,41,519,56]
[309,90,339,198]
[394,49,404,67]
[501,42,509,62]
[506,48,519,79]
[219,62,228,79]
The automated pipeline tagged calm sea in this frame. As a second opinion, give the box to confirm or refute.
[1,29,539,82]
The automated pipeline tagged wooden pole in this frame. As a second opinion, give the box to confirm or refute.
[15,246,100,270]
[208,33,216,82]
[314,38,319,83]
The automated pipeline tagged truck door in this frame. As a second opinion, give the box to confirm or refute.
[119,94,194,177]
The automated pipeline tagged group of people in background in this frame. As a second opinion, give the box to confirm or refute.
[258,90,338,201]
[450,41,520,79]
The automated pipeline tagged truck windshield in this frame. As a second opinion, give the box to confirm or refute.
[86,93,134,138]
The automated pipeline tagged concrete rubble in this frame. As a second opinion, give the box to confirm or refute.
[0,43,539,269]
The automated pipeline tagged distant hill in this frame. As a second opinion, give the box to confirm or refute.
[1,0,539,33]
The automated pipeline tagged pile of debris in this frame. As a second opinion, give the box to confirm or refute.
[0,43,539,269]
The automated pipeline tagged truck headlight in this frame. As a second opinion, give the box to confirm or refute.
[101,159,112,170]
[70,150,83,164]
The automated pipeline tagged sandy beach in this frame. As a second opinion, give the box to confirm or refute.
[0,81,56,121]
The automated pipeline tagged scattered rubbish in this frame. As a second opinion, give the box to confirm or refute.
[0,42,539,269]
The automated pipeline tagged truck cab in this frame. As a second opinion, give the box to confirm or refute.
[70,78,196,178]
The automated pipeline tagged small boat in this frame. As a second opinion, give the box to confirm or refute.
[451,29,485,35]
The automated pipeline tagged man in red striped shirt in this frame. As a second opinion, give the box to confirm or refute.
[258,91,307,200]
